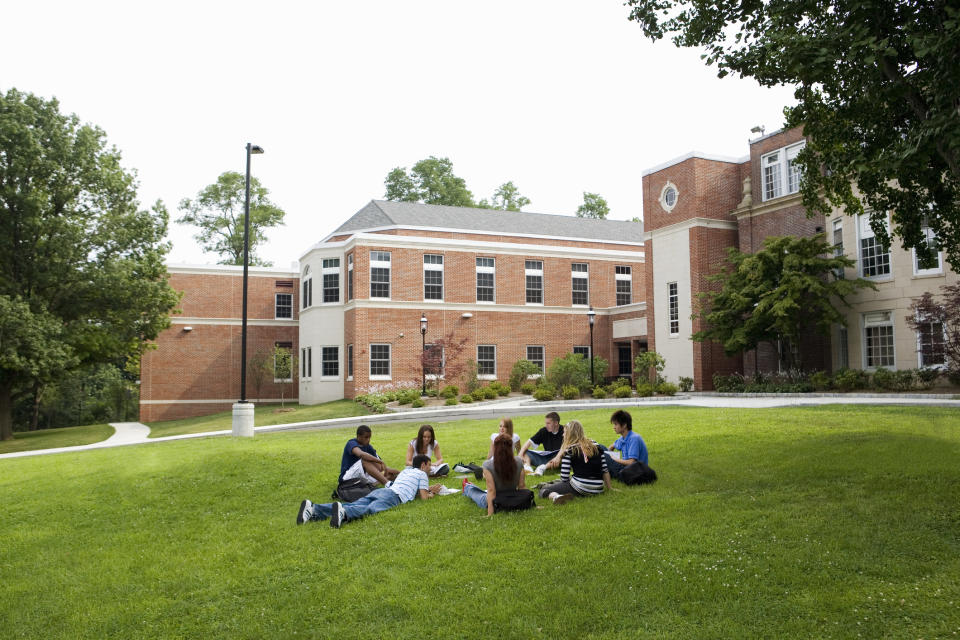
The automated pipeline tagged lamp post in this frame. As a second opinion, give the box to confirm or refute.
[420,313,428,395]
[232,142,264,438]
[587,306,596,387]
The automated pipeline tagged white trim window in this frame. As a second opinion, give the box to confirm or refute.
[916,318,946,368]
[913,214,943,275]
[573,345,590,359]
[275,293,293,319]
[425,343,445,379]
[525,260,543,305]
[668,282,679,336]
[347,253,354,301]
[347,344,354,380]
[301,346,312,380]
[571,262,588,306]
[477,344,496,377]
[762,141,804,201]
[526,345,545,373]
[859,214,891,278]
[476,257,495,303]
[837,325,849,370]
[322,258,340,303]
[863,311,895,368]
[321,346,339,378]
[832,218,845,280]
[424,254,444,301]
[301,266,313,309]
[274,341,294,383]
[370,251,391,299]
[369,343,391,379]
[615,266,632,306]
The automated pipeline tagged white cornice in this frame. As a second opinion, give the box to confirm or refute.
[170,317,299,327]
[165,264,299,277]
[343,299,631,316]
[643,217,738,242]
[732,192,803,219]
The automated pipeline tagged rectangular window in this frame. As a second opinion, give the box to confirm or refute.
[370,343,391,378]
[321,346,339,377]
[863,311,895,368]
[761,142,805,201]
[837,326,849,370]
[615,265,632,306]
[476,257,495,302]
[370,251,391,299]
[302,277,312,309]
[526,345,545,373]
[275,293,292,319]
[832,218,845,279]
[477,345,496,376]
[301,346,312,379]
[347,344,354,379]
[917,320,946,368]
[321,258,340,303]
[571,262,588,306]
[913,214,942,275]
[425,343,445,378]
[525,260,543,304]
[347,253,354,300]
[424,254,444,301]
[859,214,891,278]
[668,282,679,336]
[573,346,590,359]
[274,341,294,382]
[617,344,632,376]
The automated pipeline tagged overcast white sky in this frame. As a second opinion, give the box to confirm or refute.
[6,1,797,268]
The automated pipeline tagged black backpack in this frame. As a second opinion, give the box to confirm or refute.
[331,478,375,502]
[620,461,658,486]
[492,489,535,513]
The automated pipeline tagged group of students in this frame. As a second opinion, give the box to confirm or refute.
[296,409,648,528]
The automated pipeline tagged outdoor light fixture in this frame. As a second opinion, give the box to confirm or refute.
[750,125,765,136]
[420,313,428,395]
[587,306,596,386]
[182,326,193,332]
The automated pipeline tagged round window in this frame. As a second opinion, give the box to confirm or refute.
[660,182,678,212]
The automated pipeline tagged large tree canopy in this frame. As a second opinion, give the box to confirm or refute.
[0,88,180,439]
[177,171,285,266]
[626,0,960,267]
[384,156,475,207]
[576,192,610,219]
[692,235,874,370]
[477,181,531,211]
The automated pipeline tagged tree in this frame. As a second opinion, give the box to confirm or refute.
[906,283,960,384]
[270,344,297,408]
[477,181,531,211]
[247,349,271,402]
[546,352,610,392]
[383,156,475,207]
[634,351,666,384]
[692,235,874,370]
[416,332,469,394]
[0,89,180,440]
[177,171,285,266]
[576,192,610,219]
[625,0,960,267]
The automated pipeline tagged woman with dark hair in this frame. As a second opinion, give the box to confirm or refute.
[463,434,526,515]
[537,420,611,505]
[486,417,521,458]
[405,424,447,476]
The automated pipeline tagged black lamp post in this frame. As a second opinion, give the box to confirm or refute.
[239,142,264,404]
[587,306,596,386]
[420,313,428,395]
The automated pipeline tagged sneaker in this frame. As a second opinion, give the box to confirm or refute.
[330,501,346,528]
[296,499,313,525]
[534,464,547,476]
[462,477,470,491]
[453,462,473,474]
[550,492,575,506]
[523,463,534,473]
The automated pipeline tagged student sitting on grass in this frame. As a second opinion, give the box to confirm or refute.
[487,417,521,458]
[406,424,448,476]
[463,434,526,515]
[601,409,649,481]
[519,411,565,475]
[339,425,399,487]
[537,420,611,505]
[298,455,441,528]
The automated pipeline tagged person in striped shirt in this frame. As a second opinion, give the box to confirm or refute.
[536,420,611,505]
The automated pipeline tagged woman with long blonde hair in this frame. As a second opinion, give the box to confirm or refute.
[537,420,610,505]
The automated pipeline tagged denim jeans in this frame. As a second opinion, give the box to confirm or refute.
[525,449,558,467]
[603,452,627,480]
[463,482,488,510]
[310,488,400,522]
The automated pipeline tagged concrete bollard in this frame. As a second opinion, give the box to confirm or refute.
[231,402,255,437]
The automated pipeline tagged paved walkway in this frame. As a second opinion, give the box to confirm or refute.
[2,393,957,460]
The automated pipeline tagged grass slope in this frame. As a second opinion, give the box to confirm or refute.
[2,406,958,639]
[0,423,114,455]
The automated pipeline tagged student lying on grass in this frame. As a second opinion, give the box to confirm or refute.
[463,434,527,516]
[298,455,442,528]
[537,420,611,505]
[405,424,448,476]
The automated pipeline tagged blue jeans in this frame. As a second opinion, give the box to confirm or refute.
[310,488,401,522]
[463,482,488,510]
[525,449,558,467]
[603,451,627,480]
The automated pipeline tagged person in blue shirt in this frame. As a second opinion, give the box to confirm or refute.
[338,425,399,486]
[603,409,648,481]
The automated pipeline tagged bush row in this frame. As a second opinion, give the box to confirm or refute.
[712,367,943,393]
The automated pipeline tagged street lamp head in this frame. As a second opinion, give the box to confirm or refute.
[249,144,265,155]
[587,306,596,326]
[420,313,427,335]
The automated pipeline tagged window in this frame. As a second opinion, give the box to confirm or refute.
[301,347,312,379]
[837,326,849,370]
[322,258,340,303]
[526,345,545,373]
[859,214,891,278]
[573,346,590,359]
[668,282,679,336]
[321,346,339,377]
[274,341,294,382]
[477,345,496,376]
[917,320,946,368]
[525,260,543,304]
[424,254,444,300]
[424,343,445,378]
[370,343,391,378]
[617,344,632,376]
[476,257,495,302]
[660,183,678,212]
[347,253,354,300]
[832,218,845,279]
[616,266,632,306]
[275,293,292,319]
[370,251,391,299]
[863,311,895,368]
[913,214,943,275]
[761,142,804,201]
[347,344,354,380]
[301,266,312,309]
[571,263,588,306]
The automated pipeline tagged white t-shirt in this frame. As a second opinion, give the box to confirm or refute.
[490,433,521,446]
[409,439,436,459]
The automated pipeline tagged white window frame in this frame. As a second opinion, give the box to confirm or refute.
[761,141,805,202]
[424,342,445,380]
[369,343,391,380]
[837,325,849,370]
[322,258,340,304]
[476,257,495,303]
[615,266,632,306]
[668,282,679,336]
[423,254,444,301]
[273,342,294,383]
[321,345,340,379]
[370,251,391,300]
[477,344,496,380]
[571,263,589,307]
[347,253,354,301]
[347,344,354,381]
[915,317,946,369]
[858,213,892,279]
[525,260,543,305]
[862,311,895,369]
[301,346,312,380]
[301,266,312,309]
[913,214,943,276]
[275,292,293,319]
[526,345,545,373]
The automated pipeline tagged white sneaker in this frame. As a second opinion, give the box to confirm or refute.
[551,492,574,506]
[330,501,346,528]
[534,464,547,476]
[523,464,534,473]
[296,499,313,525]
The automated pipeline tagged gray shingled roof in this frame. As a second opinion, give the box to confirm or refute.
[328,200,644,243]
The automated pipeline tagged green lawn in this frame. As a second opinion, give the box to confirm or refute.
[146,399,371,438]
[0,423,115,455]
[2,406,958,639]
